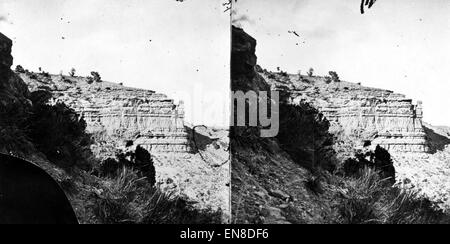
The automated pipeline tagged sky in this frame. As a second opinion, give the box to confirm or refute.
[0,0,230,127]
[233,0,450,126]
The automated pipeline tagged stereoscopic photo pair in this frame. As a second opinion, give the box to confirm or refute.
[0,0,449,225]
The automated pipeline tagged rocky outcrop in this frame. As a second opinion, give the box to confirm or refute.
[20,74,189,154]
[0,33,30,116]
[264,74,429,154]
[0,33,13,75]
[231,26,270,92]
[231,26,257,80]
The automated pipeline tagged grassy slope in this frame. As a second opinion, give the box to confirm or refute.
[1,70,227,224]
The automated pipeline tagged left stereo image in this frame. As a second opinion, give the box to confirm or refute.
[0,0,230,224]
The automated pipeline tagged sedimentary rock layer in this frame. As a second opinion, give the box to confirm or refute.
[262,73,429,153]
[21,74,189,153]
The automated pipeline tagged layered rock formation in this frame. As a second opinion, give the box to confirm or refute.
[263,73,429,154]
[231,26,428,154]
[20,74,189,154]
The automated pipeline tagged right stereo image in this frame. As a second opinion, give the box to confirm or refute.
[230,0,450,224]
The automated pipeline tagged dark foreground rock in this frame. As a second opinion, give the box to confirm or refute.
[0,153,78,224]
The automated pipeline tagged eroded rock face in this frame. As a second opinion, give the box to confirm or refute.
[231,26,257,80]
[264,74,429,154]
[20,74,189,154]
[0,32,30,122]
[0,32,13,75]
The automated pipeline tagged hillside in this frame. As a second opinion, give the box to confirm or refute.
[0,32,230,223]
[231,26,450,224]
[258,59,450,211]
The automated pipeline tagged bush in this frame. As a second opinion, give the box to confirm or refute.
[307,68,314,77]
[91,71,102,83]
[338,167,450,224]
[69,68,76,77]
[268,73,276,79]
[276,102,336,171]
[339,168,386,224]
[29,73,38,79]
[15,65,25,73]
[324,76,332,84]
[343,145,395,183]
[25,102,92,170]
[98,146,156,186]
[30,90,52,105]
[329,71,340,82]
[86,77,94,84]
[41,71,50,78]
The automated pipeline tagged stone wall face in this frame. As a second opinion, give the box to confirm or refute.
[266,75,429,153]
[21,75,189,153]
[0,32,13,74]
[75,88,188,153]
[317,95,428,153]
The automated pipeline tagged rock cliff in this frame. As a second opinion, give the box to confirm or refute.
[263,73,429,154]
[0,33,30,116]
[0,33,13,75]
[20,73,189,154]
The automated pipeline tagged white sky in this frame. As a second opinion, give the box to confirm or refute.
[233,0,450,127]
[0,0,230,127]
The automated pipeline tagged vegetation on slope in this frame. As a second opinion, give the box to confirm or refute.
[0,68,222,224]
[230,25,450,224]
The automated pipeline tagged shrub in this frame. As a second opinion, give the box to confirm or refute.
[25,102,92,170]
[86,77,94,84]
[134,146,156,186]
[29,73,38,79]
[343,145,395,183]
[383,188,450,224]
[276,102,336,171]
[307,68,314,77]
[93,167,142,224]
[0,126,35,155]
[15,65,25,73]
[93,167,222,224]
[29,90,53,105]
[69,68,76,77]
[339,167,386,224]
[329,71,340,82]
[91,71,102,83]
[41,71,50,78]
[324,76,332,84]
[338,167,450,224]
[98,146,156,186]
